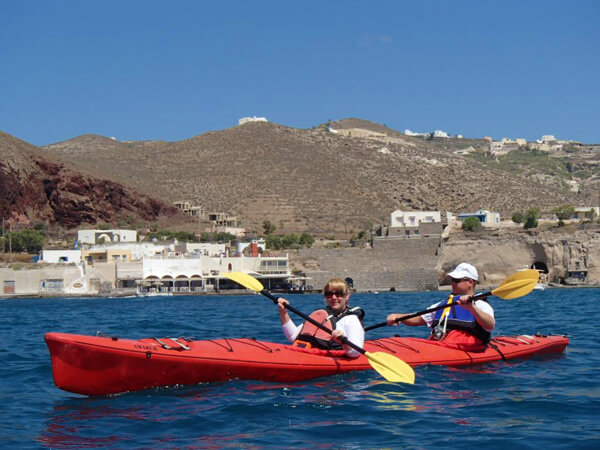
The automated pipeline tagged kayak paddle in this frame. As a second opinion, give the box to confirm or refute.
[224,271,415,384]
[365,269,539,331]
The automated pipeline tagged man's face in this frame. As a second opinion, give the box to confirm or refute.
[450,277,474,294]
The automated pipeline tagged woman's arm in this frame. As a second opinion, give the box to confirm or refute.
[336,315,365,358]
[277,297,301,342]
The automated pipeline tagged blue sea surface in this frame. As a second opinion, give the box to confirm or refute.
[0,288,598,449]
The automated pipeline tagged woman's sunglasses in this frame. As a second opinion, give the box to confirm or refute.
[324,290,346,298]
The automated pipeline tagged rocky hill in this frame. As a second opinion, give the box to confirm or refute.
[0,132,181,229]
[2,119,596,235]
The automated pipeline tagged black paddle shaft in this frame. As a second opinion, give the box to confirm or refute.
[363,290,492,332]
[261,289,366,355]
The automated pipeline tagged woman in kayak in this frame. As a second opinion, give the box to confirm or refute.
[386,263,495,350]
[277,278,365,358]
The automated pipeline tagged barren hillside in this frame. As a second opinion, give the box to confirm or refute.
[2,118,592,236]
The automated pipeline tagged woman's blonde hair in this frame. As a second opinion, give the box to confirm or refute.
[323,278,349,296]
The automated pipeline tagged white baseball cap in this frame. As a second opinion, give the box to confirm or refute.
[447,263,478,281]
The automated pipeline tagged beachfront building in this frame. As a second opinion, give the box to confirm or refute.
[139,253,291,294]
[458,209,501,225]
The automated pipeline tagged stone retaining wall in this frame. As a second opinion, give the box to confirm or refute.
[295,237,441,291]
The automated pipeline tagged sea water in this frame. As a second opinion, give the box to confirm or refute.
[0,288,598,449]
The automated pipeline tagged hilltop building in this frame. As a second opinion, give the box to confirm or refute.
[404,129,451,138]
[238,116,268,125]
[489,138,527,156]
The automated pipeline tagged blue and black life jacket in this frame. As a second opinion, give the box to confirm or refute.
[294,306,365,350]
[431,298,491,343]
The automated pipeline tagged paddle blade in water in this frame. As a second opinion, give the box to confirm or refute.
[365,351,415,384]
[224,272,265,292]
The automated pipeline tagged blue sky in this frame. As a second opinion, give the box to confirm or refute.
[2,0,599,146]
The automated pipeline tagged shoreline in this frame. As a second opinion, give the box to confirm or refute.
[2,282,599,300]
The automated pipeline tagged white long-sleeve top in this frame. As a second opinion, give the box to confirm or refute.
[281,314,365,358]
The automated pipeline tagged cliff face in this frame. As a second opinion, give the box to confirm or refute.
[438,225,600,286]
[0,132,181,228]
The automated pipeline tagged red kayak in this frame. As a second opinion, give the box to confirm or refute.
[45,332,568,396]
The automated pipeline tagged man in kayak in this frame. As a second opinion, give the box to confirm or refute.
[277,278,365,358]
[386,263,495,350]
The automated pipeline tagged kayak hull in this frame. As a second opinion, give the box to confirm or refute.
[45,332,569,396]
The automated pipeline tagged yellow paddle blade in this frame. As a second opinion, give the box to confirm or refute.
[224,272,265,292]
[365,351,415,384]
[490,277,537,300]
[502,269,539,284]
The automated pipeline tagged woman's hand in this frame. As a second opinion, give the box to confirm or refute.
[277,298,289,311]
[331,329,345,342]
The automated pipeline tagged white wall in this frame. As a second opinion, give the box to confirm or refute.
[185,243,227,256]
[78,229,137,244]
[390,210,441,227]
[142,255,288,279]
[41,250,82,263]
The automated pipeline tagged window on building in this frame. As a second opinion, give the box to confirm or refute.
[45,279,64,290]
[3,280,15,294]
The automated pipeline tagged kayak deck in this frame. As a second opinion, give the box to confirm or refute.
[45,332,569,396]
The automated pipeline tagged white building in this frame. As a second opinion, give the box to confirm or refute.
[386,210,443,238]
[458,209,500,225]
[237,239,266,255]
[541,135,557,143]
[179,242,227,257]
[40,249,82,264]
[489,138,528,156]
[391,210,441,227]
[78,229,137,245]
[238,116,268,125]
[572,207,599,220]
[404,129,429,137]
[140,253,290,293]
